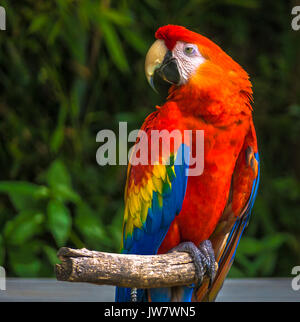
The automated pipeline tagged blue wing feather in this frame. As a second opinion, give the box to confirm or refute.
[222,152,260,264]
[116,144,190,302]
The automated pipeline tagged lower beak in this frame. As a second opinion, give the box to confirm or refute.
[150,51,180,96]
[154,50,180,86]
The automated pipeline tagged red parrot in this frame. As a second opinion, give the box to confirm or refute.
[115,25,259,302]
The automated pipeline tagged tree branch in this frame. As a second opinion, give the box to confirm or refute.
[55,247,217,288]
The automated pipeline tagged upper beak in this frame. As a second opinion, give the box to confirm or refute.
[145,40,180,94]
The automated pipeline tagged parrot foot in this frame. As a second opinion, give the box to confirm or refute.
[169,240,216,289]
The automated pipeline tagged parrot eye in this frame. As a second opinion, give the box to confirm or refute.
[183,44,198,56]
[171,41,206,84]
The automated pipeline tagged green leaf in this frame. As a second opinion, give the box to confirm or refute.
[0,181,49,211]
[227,265,245,278]
[46,160,80,203]
[47,200,72,247]
[100,20,129,73]
[101,9,133,26]
[50,125,65,153]
[43,245,59,266]
[273,177,300,201]
[0,235,4,266]
[0,181,41,195]
[47,160,71,189]
[4,211,44,245]
[9,193,39,212]
[121,29,148,54]
[28,15,49,33]
[50,105,67,153]
[52,184,81,204]
[263,233,289,250]
[48,21,61,45]
[9,242,42,277]
[238,237,263,255]
[75,202,109,248]
[238,233,288,255]
[259,252,277,276]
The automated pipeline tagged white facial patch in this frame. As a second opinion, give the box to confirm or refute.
[172,41,205,84]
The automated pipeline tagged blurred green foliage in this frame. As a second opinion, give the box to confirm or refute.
[0,0,299,278]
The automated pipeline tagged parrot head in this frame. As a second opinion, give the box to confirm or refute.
[145,25,252,107]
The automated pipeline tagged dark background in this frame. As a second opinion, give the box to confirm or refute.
[0,0,299,278]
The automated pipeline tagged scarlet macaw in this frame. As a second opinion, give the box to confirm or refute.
[115,25,260,302]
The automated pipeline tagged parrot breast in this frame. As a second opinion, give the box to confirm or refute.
[156,102,251,254]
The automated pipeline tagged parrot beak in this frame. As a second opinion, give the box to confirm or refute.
[145,40,180,95]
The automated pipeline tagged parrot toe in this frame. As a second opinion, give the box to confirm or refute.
[168,240,216,289]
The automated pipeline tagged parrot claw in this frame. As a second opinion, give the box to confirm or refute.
[168,240,216,289]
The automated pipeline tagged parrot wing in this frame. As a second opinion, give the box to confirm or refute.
[195,121,260,302]
[121,144,189,255]
[116,113,190,301]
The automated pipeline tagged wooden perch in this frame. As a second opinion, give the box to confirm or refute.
[55,247,217,288]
